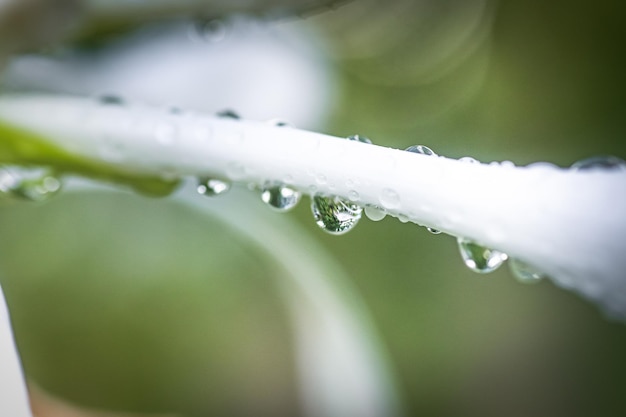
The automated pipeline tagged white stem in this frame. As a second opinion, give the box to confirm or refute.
[1,93,626,319]
[0,283,32,417]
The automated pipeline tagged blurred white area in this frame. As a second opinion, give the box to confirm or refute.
[0,283,31,417]
[3,17,335,130]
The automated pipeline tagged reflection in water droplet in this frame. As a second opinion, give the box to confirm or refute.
[311,195,362,235]
[457,237,508,273]
[426,227,441,235]
[217,109,240,119]
[348,190,360,202]
[261,183,301,211]
[0,167,62,202]
[379,188,400,210]
[571,156,626,171]
[197,178,230,196]
[405,145,437,156]
[364,206,386,221]
[347,134,372,144]
[509,258,545,283]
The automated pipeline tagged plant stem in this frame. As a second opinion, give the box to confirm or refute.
[1,93,625,318]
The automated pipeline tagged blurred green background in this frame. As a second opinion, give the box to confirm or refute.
[2,0,626,416]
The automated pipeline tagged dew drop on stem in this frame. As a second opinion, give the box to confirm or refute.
[571,156,626,171]
[405,145,437,156]
[311,195,362,235]
[347,134,372,144]
[509,258,545,283]
[364,205,386,222]
[197,178,230,196]
[459,156,480,164]
[457,237,508,273]
[261,183,301,212]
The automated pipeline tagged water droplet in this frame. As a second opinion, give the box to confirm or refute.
[1,168,62,202]
[364,206,386,222]
[154,122,177,145]
[311,195,362,235]
[457,237,508,273]
[509,258,545,283]
[379,188,400,210]
[459,156,479,164]
[261,183,301,212]
[571,156,626,171]
[98,95,124,105]
[197,178,230,196]
[426,227,441,234]
[405,145,437,156]
[267,119,291,127]
[348,190,360,202]
[217,109,240,120]
[347,134,372,144]
[398,214,410,223]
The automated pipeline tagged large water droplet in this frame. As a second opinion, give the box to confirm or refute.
[457,237,508,273]
[405,145,437,156]
[197,178,230,196]
[261,183,301,212]
[426,227,441,235]
[311,195,362,235]
[571,156,626,171]
[1,168,62,202]
[364,205,386,222]
[509,258,545,283]
[347,134,372,144]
